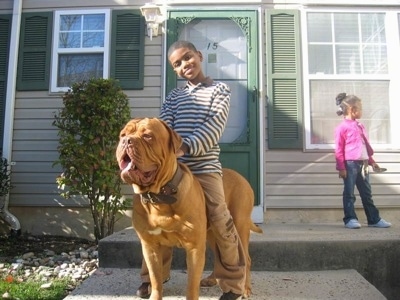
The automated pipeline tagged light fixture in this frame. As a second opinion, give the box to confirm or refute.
[140,3,164,40]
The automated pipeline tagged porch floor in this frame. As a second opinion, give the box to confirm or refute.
[65,222,399,299]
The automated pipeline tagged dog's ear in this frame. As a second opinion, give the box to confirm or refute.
[159,119,182,153]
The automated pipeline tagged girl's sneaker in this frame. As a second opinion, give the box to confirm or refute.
[368,219,391,228]
[345,219,361,229]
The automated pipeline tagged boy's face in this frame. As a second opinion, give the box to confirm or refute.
[169,47,204,83]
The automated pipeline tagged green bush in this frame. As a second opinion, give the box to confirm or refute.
[53,78,131,241]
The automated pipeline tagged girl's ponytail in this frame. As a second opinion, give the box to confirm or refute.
[336,92,347,116]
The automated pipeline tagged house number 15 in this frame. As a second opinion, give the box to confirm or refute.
[207,42,218,50]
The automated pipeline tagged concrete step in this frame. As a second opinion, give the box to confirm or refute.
[97,222,400,299]
[65,268,386,300]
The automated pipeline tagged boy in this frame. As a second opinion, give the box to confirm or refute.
[137,40,246,300]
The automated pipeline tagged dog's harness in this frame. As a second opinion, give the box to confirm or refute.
[140,165,183,205]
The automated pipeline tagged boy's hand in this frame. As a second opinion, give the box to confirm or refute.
[176,144,189,157]
[176,149,184,157]
[338,170,347,179]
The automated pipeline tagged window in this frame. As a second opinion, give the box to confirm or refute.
[17,10,144,92]
[303,11,400,150]
[51,10,110,92]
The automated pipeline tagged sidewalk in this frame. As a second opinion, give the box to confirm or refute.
[64,268,386,300]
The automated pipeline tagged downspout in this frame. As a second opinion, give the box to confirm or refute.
[0,0,23,236]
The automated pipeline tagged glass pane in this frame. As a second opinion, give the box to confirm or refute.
[308,44,333,74]
[59,32,81,48]
[60,14,81,31]
[57,54,103,87]
[334,13,359,42]
[59,13,105,49]
[83,14,105,30]
[83,32,104,48]
[309,80,390,144]
[363,45,388,74]
[336,45,360,74]
[307,13,332,42]
[178,19,248,143]
[361,13,386,43]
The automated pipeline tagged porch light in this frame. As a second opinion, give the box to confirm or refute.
[140,3,164,40]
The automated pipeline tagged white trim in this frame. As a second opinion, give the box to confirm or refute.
[3,1,22,162]
[2,0,23,232]
[254,6,264,223]
[158,0,400,5]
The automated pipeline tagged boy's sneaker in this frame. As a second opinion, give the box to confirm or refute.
[345,219,361,229]
[219,291,242,300]
[368,219,391,228]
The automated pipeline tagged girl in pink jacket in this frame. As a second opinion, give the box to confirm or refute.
[335,93,391,229]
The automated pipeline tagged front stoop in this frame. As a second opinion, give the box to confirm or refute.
[95,223,399,300]
[65,268,385,300]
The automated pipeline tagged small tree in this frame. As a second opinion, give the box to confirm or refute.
[53,78,131,241]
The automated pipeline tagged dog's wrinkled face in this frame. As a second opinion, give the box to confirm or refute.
[116,118,182,194]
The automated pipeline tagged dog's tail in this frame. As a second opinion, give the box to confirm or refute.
[250,222,263,234]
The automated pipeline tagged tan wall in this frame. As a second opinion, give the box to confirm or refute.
[0,207,132,240]
[265,151,400,209]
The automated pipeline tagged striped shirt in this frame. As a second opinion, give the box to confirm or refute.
[160,78,230,175]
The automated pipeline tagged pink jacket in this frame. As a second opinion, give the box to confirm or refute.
[335,119,375,171]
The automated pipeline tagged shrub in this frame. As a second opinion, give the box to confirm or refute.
[53,78,131,241]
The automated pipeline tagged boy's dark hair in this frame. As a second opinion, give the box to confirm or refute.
[168,40,198,58]
[335,92,361,116]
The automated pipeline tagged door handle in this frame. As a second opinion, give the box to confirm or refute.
[252,86,258,102]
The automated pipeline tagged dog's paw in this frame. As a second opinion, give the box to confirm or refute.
[200,276,217,287]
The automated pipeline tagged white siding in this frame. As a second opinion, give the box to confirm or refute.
[265,151,400,209]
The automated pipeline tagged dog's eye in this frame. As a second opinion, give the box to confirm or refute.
[143,134,152,142]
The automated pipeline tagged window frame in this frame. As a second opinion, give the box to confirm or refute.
[302,8,400,151]
[51,9,110,93]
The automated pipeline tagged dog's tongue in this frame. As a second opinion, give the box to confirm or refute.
[120,162,136,184]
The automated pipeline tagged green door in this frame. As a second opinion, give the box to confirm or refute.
[166,10,260,209]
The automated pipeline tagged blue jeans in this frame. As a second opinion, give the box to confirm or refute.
[342,160,381,225]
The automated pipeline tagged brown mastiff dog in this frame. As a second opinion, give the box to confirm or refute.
[116,118,262,300]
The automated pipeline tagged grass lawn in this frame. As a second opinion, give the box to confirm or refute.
[0,274,73,300]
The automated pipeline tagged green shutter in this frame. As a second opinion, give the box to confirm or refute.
[110,10,145,90]
[0,14,12,152]
[266,10,302,149]
[17,12,52,91]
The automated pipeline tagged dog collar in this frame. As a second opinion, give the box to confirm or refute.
[140,165,183,205]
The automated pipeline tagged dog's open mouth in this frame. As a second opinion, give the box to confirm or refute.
[119,152,157,187]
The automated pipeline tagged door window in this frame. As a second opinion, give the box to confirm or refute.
[178,19,248,143]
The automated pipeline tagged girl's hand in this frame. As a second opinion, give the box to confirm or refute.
[339,170,347,179]
[372,163,387,173]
